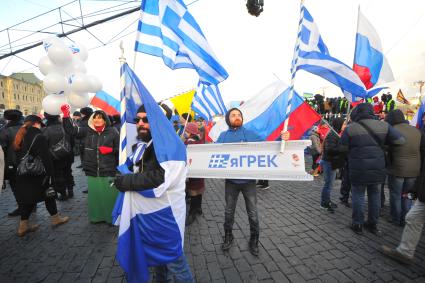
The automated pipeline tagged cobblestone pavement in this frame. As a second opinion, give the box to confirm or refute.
[0,158,424,282]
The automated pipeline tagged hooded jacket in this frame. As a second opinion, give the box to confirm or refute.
[339,103,405,185]
[216,108,261,184]
[217,108,261,144]
[63,111,119,177]
[385,110,424,177]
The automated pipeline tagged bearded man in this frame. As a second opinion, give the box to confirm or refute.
[216,108,289,256]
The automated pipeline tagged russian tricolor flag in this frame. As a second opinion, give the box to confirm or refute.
[90,90,120,116]
[353,10,394,90]
[208,81,321,142]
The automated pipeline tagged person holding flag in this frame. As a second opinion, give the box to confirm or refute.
[217,107,290,256]
[113,103,193,282]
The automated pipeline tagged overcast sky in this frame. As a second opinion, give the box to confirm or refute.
[1,0,424,103]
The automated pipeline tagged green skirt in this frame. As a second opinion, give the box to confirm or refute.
[87,176,119,224]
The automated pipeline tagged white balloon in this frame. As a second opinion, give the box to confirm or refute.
[48,43,73,67]
[42,94,68,115]
[43,73,68,94]
[86,75,102,93]
[68,92,90,108]
[70,73,91,93]
[38,56,58,75]
[70,43,88,61]
[43,36,64,52]
[67,57,87,74]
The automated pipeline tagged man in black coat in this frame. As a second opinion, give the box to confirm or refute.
[339,103,405,235]
[0,109,23,216]
[113,104,194,282]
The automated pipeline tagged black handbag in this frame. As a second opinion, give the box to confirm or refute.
[50,128,71,160]
[17,134,46,177]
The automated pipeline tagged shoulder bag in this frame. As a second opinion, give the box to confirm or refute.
[17,134,46,176]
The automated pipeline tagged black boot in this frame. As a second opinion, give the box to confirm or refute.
[221,230,234,251]
[185,211,196,226]
[249,233,259,256]
[191,195,203,215]
[8,208,20,217]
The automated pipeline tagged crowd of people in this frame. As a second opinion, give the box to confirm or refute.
[0,97,424,279]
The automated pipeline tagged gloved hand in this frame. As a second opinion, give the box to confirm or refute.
[113,174,129,192]
[60,104,71,118]
[99,146,113,155]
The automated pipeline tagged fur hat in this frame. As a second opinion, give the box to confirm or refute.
[80,107,93,117]
[4,109,23,121]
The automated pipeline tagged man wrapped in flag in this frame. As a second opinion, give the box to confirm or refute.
[113,65,193,282]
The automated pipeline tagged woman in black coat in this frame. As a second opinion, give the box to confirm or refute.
[42,113,74,200]
[61,107,120,224]
[14,115,69,237]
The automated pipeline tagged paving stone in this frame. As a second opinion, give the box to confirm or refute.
[0,157,424,282]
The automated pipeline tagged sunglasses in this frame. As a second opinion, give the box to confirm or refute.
[134,116,149,123]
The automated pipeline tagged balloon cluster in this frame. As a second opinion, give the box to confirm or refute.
[39,36,102,115]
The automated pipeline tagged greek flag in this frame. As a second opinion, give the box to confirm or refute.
[135,0,228,85]
[113,63,188,283]
[192,82,227,121]
[294,7,367,100]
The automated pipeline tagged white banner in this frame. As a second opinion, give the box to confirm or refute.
[187,140,313,181]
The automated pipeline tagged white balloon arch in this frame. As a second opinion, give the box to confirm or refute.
[39,36,102,115]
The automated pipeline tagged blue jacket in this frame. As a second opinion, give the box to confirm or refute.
[217,126,261,184]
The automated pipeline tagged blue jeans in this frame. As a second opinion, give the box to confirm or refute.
[153,254,194,283]
[388,175,416,224]
[320,160,337,206]
[351,183,380,225]
[224,181,259,235]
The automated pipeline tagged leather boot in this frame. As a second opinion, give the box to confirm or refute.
[51,214,70,227]
[17,220,39,237]
[221,230,234,251]
[249,233,259,256]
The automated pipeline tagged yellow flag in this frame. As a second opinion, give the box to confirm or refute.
[169,89,196,116]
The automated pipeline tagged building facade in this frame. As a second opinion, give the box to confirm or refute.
[0,73,46,116]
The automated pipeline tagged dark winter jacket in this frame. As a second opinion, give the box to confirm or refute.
[42,120,74,164]
[385,110,424,177]
[0,120,23,168]
[117,142,165,191]
[63,111,119,177]
[15,127,54,204]
[322,132,346,170]
[339,103,405,185]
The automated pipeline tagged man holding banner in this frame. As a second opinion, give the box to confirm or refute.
[217,108,290,256]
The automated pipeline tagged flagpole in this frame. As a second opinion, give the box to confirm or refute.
[281,0,305,153]
[119,41,128,165]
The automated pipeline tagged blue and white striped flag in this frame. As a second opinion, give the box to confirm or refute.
[114,63,188,283]
[294,7,367,100]
[192,82,227,121]
[135,0,229,85]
